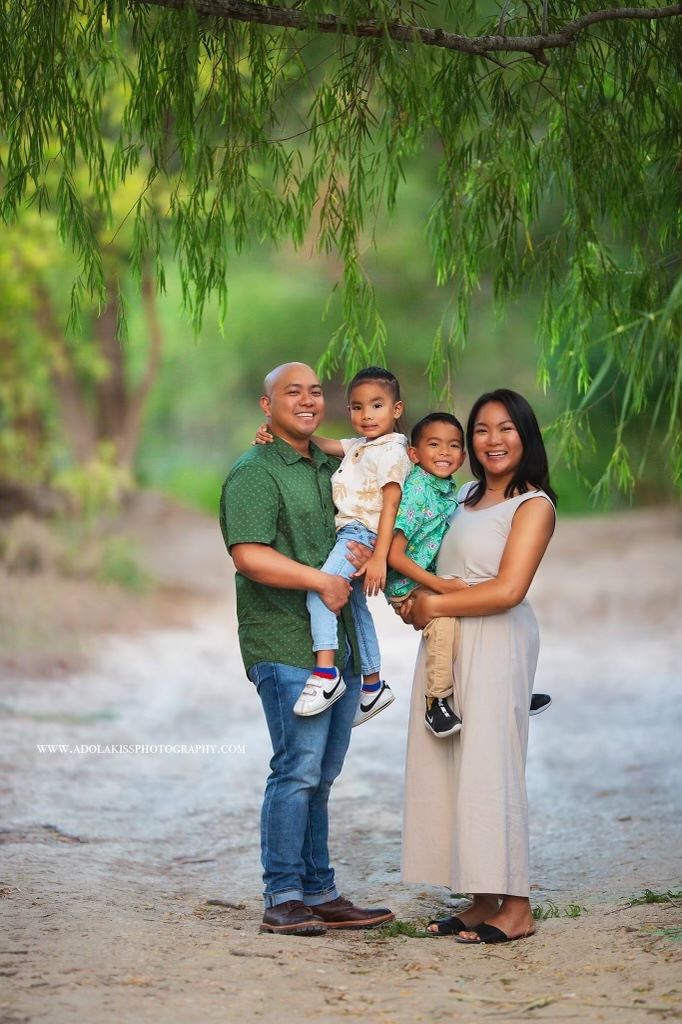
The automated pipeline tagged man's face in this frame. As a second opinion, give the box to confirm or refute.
[260,364,324,445]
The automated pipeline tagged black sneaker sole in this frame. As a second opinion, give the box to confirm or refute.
[352,690,395,728]
[425,719,462,738]
[529,697,552,716]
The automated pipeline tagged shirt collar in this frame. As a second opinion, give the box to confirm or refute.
[357,432,408,449]
[411,464,457,496]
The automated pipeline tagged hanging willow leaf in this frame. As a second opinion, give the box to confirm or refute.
[0,0,681,487]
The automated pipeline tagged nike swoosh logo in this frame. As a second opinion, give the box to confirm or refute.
[360,687,385,712]
[323,679,343,699]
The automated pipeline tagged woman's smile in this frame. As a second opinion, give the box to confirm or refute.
[472,401,523,479]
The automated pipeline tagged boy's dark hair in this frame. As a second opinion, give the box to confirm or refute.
[411,412,464,447]
[465,389,557,506]
[347,366,401,403]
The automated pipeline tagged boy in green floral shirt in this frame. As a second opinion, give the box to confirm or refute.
[386,413,466,738]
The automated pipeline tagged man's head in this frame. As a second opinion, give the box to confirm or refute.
[409,413,465,479]
[260,363,324,449]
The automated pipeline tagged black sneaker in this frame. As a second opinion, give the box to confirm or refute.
[425,698,462,738]
[530,693,552,716]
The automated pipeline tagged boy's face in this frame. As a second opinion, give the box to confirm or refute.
[409,422,465,478]
[347,382,404,440]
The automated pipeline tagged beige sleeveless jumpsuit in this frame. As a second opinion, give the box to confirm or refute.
[401,485,555,897]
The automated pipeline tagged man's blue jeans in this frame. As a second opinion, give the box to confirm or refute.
[248,652,361,908]
[306,521,381,676]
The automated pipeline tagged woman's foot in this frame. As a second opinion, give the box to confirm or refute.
[457,895,535,943]
[426,894,499,935]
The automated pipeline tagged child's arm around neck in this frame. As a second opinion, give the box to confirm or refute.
[310,434,344,458]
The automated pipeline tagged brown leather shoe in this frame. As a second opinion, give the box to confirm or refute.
[312,895,395,930]
[259,900,327,936]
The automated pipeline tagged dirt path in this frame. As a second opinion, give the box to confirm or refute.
[1,506,681,1023]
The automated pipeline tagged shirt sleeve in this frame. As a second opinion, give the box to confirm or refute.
[393,472,421,541]
[340,437,360,455]
[219,461,280,551]
[374,442,412,491]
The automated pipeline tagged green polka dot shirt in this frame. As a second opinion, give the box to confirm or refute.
[219,435,360,676]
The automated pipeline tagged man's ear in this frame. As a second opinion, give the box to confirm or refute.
[407,445,420,465]
[259,395,271,419]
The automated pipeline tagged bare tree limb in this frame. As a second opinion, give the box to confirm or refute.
[497,0,513,36]
[131,0,682,60]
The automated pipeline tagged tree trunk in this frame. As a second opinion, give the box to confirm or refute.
[94,276,128,449]
[34,281,98,464]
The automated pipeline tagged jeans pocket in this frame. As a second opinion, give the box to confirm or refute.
[248,664,262,694]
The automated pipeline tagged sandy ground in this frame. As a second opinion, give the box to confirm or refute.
[1,503,681,1023]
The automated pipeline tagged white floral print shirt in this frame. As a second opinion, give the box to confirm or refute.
[332,432,412,533]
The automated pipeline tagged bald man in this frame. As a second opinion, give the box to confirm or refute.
[220,363,395,935]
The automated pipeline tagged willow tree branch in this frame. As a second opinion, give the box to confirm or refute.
[131,1,682,63]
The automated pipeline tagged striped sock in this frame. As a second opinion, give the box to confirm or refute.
[312,667,337,679]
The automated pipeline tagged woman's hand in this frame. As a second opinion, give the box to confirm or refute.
[357,554,387,597]
[252,422,274,445]
[397,590,437,630]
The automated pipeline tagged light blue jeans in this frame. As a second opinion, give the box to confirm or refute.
[307,521,381,677]
[248,652,361,907]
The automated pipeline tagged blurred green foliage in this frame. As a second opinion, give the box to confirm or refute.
[1,1,680,500]
[132,165,671,515]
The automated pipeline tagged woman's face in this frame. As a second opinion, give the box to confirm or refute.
[471,401,523,479]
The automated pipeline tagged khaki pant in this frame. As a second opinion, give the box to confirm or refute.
[389,592,460,704]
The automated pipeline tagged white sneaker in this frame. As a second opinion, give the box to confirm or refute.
[293,670,347,717]
[352,681,395,728]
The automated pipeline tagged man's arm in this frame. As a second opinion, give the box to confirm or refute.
[231,543,351,613]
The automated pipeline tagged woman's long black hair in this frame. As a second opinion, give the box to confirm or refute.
[465,389,557,506]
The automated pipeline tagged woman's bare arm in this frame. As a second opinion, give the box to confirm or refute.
[402,499,555,628]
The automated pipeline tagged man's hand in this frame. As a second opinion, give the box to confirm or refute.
[345,540,373,573]
[318,573,352,613]
[357,554,387,597]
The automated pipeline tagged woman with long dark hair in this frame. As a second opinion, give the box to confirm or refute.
[400,389,556,944]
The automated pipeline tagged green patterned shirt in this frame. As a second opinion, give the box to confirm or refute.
[219,435,359,676]
[385,465,459,599]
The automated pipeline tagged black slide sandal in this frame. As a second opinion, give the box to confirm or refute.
[455,923,534,945]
